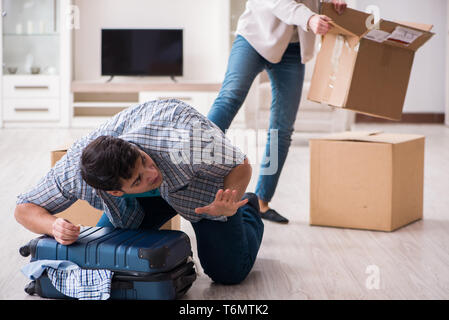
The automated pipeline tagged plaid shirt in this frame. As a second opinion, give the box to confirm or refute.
[16,99,246,228]
[21,259,113,300]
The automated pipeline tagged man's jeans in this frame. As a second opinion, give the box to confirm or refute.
[207,35,305,202]
[96,195,264,285]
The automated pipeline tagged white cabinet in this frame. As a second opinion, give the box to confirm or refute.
[0,0,71,128]
[69,83,222,128]
[3,75,60,98]
[139,90,246,128]
[139,91,216,117]
[2,75,60,121]
[3,98,59,121]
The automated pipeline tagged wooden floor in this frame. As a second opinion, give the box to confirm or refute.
[1,123,449,300]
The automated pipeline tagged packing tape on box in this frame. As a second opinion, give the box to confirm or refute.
[323,34,361,104]
[323,35,348,102]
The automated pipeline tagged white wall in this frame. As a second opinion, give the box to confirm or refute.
[355,0,447,113]
[73,0,229,82]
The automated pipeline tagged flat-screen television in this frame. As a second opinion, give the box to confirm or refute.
[101,29,183,76]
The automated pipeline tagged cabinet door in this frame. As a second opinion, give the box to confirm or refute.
[3,75,60,98]
[3,98,60,121]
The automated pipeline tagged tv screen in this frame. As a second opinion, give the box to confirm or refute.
[101,29,183,76]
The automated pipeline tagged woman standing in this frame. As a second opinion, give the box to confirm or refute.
[208,0,346,223]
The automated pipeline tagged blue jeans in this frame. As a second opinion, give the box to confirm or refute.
[96,195,264,285]
[208,35,305,202]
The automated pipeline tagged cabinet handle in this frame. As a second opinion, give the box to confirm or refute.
[14,86,49,90]
[14,107,49,112]
[158,97,192,101]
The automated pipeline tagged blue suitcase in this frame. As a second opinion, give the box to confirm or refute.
[19,227,196,300]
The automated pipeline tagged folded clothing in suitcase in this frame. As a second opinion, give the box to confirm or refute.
[20,227,197,300]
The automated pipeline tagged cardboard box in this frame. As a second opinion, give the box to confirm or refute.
[308,3,434,121]
[309,131,425,232]
[51,146,180,230]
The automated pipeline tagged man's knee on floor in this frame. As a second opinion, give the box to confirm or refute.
[204,263,252,285]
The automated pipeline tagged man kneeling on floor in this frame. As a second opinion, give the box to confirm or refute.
[14,99,264,285]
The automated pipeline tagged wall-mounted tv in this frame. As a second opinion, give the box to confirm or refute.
[101,29,183,76]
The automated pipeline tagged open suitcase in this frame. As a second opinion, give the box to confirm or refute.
[19,227,196,300]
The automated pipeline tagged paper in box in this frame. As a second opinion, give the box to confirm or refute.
[308,3,434,121]
[51,145,180,230]
[309,131,425,232]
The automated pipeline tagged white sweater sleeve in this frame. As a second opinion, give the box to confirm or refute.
[267,0,331,32]
[267,0,316,31]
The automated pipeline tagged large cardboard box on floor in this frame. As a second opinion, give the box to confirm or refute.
[308,3,434,121]
[309,131,425,232]
[51,146,180,230]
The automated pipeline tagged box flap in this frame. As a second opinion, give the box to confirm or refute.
[328,21,358,38]
[327,21,361,48]
[394,21,434,32]
[321,3,371,38]
[310,131,424,144]
[322,3,434,52]
[379,20,435,51]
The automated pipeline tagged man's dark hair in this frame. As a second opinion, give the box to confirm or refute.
[80,136,141,191]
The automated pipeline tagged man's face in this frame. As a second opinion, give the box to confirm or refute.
[119,150,163,195]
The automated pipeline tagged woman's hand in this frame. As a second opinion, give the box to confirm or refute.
[332,0,347,15]
[308,14,333,35]
[195,189,249,217]
[52,218,80,245]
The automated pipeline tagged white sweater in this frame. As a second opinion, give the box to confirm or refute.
[236,0,329,64]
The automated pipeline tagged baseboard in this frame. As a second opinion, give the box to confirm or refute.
[356,113,445,124]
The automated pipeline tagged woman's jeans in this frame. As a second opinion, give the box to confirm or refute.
[208,35,305,202]
[96,195,264,285]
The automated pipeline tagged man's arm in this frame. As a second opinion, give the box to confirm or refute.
[195,157,252,217]
[15,203,56,236]
[14,203,80,245]
[15,164,81,245]
[223,157,252,202]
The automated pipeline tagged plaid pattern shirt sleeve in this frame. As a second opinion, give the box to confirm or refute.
[16,164,77,214]
[161,116,246,222]
[46,267,113,300]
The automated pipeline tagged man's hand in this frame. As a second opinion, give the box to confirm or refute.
[332,0,347,15]
[52,218,80,245]
[195,189,249,217]
[308,14,332,35]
